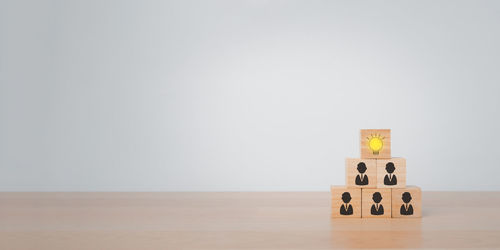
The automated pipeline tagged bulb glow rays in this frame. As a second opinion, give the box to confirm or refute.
[367,134,385,155]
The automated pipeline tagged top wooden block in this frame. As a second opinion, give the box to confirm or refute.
[360,129,391,159]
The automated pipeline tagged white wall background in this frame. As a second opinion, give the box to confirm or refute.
[1,0,500,191]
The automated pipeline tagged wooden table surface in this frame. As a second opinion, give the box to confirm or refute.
[1,192,500,249]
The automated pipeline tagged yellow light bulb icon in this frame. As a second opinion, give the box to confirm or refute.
[367,134,384,155]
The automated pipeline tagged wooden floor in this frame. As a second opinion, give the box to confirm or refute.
[1,192,500,249]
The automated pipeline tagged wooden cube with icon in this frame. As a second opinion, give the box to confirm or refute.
[391,186,422,218]
[361,188,392,218]
[360,129,391,159]
[331,186,361,218]
[376,158,406,189]
[346,158,377,188]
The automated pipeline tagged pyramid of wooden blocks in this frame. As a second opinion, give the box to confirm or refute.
[331,129,422,218]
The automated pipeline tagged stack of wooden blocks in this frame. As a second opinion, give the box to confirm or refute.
[331,129,421,218]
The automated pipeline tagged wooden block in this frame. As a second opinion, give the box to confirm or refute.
[391,186,422,218]
[330,186,361,218]
[376,158,406,188]
[345,158,377,188]
[360,129,391,159]
[361,188,391,218]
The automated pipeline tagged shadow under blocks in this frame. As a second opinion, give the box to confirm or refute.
[331,129,422,218]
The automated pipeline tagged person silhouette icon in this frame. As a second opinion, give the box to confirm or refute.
[400,192,414,215]
[355,162,369,186]
[340,192,353,215]
[370,192,384,215]
[384,162,398,186]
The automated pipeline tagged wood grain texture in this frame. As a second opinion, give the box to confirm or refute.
[1,192,500,249]
[377,158,407,188]
[361,188,392,218]
[360,129,391,159]
[330,186,361,218]
[392,186,422,218]
[345,158,377,188]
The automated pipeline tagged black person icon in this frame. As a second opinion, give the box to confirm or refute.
[370,192,384,215]
[340,192,353,215]
[400,192,414,215]
[384,162,397,186]
[355,162,369,186]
